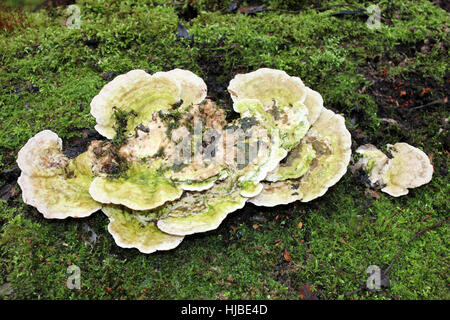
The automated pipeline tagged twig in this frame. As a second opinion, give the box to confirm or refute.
[268,4,366,14]
[384,217,449,275]
[344,283,366,296]
[153,1,184,5]
[407,99,446,113]
[344,217,449,297]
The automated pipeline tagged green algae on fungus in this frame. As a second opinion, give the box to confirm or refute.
[229,69,312,152]
[265,143,316,182]
[89,161,184,211]
[354,144,389,186]
[356,143,433,197]
[156,176,248,236]
[250,108,352,206]
[102,205,184,254]
[88,99,230,208]
[17,130,101,219]
[228,100,288,196]
[90,69,208,140]
[228,68,307,107]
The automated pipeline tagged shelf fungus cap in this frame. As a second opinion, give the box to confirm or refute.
[250,108,352,206]
[89,162,183,211]
[17,130,101,219]
[355,143,433,197]
[303,87,324,126]
[154,69,207,107]
[102,205,184,254]
[354,144,389,186]
[229,99,288,196]
[90,69,182,139]
[266,143,316,182]
[228,68,307,107]
[156,178,247,236]
[17,130,67,177]
[381,143,433,197]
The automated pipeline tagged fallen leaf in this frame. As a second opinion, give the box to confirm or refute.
[298,221,303,229]
[421,88,431,95]
[365,188,381,199]
[0,183,17,201]
[429,153,435,166]
[283,248,291,262]
[0,283,13,297]
[299,284,318,300]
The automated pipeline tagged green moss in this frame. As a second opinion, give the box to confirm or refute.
[112,108,137,146]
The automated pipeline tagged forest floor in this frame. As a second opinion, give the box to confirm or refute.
[0,0,448,299]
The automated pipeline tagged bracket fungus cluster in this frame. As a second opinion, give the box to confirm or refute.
[17,68,353,253]
[355,143,433,197]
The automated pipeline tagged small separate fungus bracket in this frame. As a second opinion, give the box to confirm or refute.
[354,144,389,186]
[17,130,101,219]
[381,143,433,196]
[355,143,433,197]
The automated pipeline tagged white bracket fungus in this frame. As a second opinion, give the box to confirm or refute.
[17,68,354,252]
[355,143,433,197]
[17,130,101,219]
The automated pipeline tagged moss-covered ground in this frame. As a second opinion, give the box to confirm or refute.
[0,0,448,300]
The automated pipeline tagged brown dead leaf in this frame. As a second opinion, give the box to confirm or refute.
[429,153,435,166]
[0,184,18,201]
[283,248,291,262]
[299,284,318,300]
[365,188,381,199]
